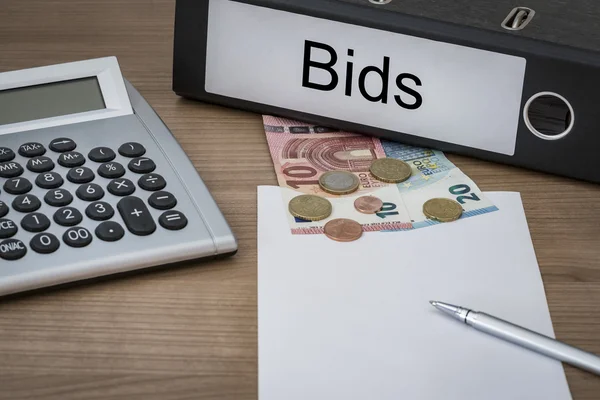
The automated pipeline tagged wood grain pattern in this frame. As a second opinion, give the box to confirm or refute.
[0,1,599,399]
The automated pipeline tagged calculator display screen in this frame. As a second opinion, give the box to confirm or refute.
[0,77,106,125]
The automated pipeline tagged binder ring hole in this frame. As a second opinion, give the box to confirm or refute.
[524,92,574,140]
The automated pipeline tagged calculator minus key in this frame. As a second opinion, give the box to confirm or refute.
[117,196,156,236]
[148,191,177,210]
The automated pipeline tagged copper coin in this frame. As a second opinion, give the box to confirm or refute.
[323,218,363,242]
[354,196,384,214]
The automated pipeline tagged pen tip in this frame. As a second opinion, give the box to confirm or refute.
[429,300,437,306]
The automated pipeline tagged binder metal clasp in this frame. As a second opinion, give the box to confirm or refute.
[502,7,535,31]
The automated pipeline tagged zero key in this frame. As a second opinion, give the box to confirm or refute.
[117,196,156,236]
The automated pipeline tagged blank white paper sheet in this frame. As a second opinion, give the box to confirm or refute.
[257,185,572,400]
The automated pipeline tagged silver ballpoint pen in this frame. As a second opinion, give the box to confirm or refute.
[430,300,600,376]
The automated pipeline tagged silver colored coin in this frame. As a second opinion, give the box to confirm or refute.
[318,171,360,195]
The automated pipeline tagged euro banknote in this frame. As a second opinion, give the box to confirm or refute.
[263,115,498,234]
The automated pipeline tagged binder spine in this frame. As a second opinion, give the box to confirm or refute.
[173,0,600,183]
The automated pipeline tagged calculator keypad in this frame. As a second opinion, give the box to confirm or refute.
[0,140,188,261]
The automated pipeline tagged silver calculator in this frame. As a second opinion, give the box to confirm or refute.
[0,57,237,297]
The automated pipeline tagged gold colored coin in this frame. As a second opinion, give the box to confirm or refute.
[369,158,412,183]
[422,198,463,222]
[288,194,332,221]
[319,171,360,195]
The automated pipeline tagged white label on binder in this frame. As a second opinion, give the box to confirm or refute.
[205,0,526,156]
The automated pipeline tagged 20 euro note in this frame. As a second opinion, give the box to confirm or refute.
[263,115,498,234]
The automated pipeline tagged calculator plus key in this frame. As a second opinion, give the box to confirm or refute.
[159,211,188,231]
[88,147,116,163]
[139,174,166,191]
[49,138,76,153]
[67,167,95,184]
[95,221,125,242]
[58,151,85,168]
[21,213,51,233]
[108,178,135,196]
[0,161,24,178]
[44,189,73,207]
[0,201,8,218]
[76,183,105,201]
[86,201,114,221]
[0,219,18,239]
[63,227,93,248]
[53,207,83,227]
[30,233,60,254]
[128,157,156,174]
[4,177,32,195]
[0,147,15,162]
[117,196,156,236]
[118,142,146,158]
[27,156,55,173]
[0,239,27,261]
[98,162,125,179]
[12,194,41,213]
[36,172,64,189]
[148,191,177,210]
[19,142,46,157]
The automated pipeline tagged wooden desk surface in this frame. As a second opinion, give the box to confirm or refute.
[0,1,599,398]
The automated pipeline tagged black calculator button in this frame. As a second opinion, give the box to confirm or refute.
[63,227,93,248]
[53,207,83,227]
[118,142,146,158]
[159,210,188,231]
[97,162,125,179]
[49,138,76,153]
[0,239,27,260]
[95,221,125,242]
[44,189,73,207]
[27,156,55,173]
[128,157,156,174]
[138,174,166,191]
[148,191,177,210]
[67,167,95,184]
[117,196,156,236]
[36,172,64,189]
[0,201,8,218]
[0,218,18,239]
[58,151,85,168]
[0,161,24,178]
[30,233,60,254]
[21,213,51,233]
[0,147,15,162]
[107,178,135,196]
[12,194,41,213]
[76,183,105,201]
[19,142,46,157]
[89,147,116,163]
[4,177,32,195]
[86,201,115,221]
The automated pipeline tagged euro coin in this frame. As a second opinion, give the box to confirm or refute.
[319,171,360,195]
[288,194,332,221]
[353,196,383,214]
[323,218,363,242]
[423,198,463,222]
[369,158,412,183]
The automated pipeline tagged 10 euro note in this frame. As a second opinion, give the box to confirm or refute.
[263,115,498,234]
